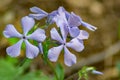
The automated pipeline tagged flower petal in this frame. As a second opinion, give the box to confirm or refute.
[25,40,39,59]
[6,39,23,57]
[47,10,58,24]
[92,70,103,75]
[48,45,63,62]
[3,24,22,38]
[69,27,80,37]
[53,7,68,28]
[77,30,89,39]
[50,28,63,43]
[64,47,76,66]
[30,6,48,15]
[57,7,66,15]
[66,38,84,52]
[29,14,47,20]
[52,7,69,41]
[60,25,68,42]
[21,16,35,35]
[58,6,70,20]
[53,15,67,28]
[38,43,43,54]
[81,21,97,31]
[68,12,82,27]
[27,28,46,42]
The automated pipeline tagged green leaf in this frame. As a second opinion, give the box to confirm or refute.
[6,56,18,64]
[55,63,64,80]
[78,66,95,80]
[0,57,52,80]
[19,71,50,80]
[8,38,19,45]
[42,38,51,63]
[0,59,21,80]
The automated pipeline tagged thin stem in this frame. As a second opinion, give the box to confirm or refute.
[17,58,28,67]
[46,59,59,80]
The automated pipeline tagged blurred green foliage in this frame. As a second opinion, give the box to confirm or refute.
[116,62,120,80]
[78,66,102,80]
[0,56,50,80]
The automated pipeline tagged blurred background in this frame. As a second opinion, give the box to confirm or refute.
[0,0,120,80]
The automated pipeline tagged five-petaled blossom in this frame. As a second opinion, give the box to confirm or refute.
[48,28,89,66]
[3,16,46,59]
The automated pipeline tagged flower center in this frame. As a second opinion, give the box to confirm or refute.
[22,36,26,39]
[63,43,66,46]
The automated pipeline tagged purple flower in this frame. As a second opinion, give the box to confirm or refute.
[48,28,88,66]
[29,6,65,24]
[29,6,97,33]
[3,16,46,59]
[52,7,96,38]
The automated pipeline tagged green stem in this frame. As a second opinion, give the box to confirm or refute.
[17,58,28,67]
[46,59,59,80]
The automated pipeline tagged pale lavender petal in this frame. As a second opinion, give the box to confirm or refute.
[30,6,48,15]
[64,47,76,66]
[50,28,63,43]
[3,24,22,38]
[38,43,43,54]
[53,7,68,28]
[92,70,103,75]
[53,14,67,28]
[66,38,84,52]
[57,6,66,15]
[48,45,63,62]
[68,12,82,27]
[27,28,46,42]
[69,27,80,37]
[47,6,67,24]
[6,39,23,57]
[29,14,47,20]
[21,16,35,35]
[48,11,58,18]
[25,40,39,59]
[60,25,68,42]
[81,21,97,31]
[54,7,69,41]
[65,11,70,20]
[58,6,70,20]
[77,30,89,39]
[47,11,58,24]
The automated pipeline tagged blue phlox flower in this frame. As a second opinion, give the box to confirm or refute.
[48,28,85,66]
[29,6,97,32]
[53,8,97,37]
[52,8,88,38]
[29,6,68,25]
[3,16,46,59]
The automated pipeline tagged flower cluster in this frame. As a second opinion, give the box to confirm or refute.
[3,6,97,66]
